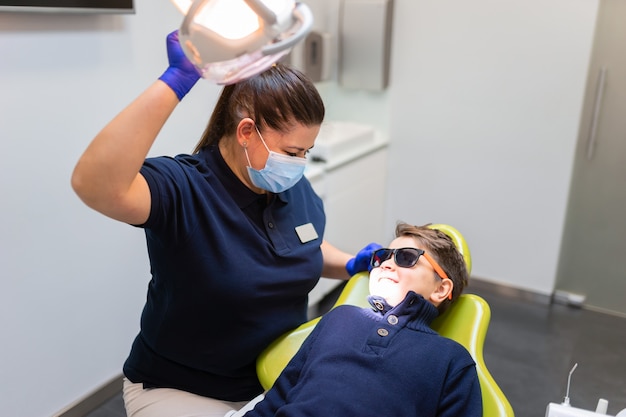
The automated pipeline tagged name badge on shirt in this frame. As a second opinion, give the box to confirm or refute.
[295,223,319,243]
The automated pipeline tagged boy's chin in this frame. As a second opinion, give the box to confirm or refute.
[370,281,404,307]
[375,292,401,308]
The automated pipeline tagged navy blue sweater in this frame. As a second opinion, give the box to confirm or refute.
[246,292,483,416]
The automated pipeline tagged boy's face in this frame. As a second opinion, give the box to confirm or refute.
[369,236,446,307]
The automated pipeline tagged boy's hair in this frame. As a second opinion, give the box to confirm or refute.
[395,222,469,314]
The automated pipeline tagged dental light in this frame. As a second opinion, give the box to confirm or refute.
[170,0,313,85]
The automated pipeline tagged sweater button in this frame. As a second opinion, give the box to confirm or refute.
[377,328,389,337]
[387,315,398,325]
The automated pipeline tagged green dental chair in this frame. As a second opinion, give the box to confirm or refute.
[256,224,514,417]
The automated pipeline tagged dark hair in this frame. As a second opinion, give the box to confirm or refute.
[394,222,469,314]
[193,63,325,153]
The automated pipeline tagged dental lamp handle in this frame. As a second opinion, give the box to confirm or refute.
[262,3,313,56]
[158,30,201,101]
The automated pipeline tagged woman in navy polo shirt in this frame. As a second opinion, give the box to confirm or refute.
[72,31,379,417]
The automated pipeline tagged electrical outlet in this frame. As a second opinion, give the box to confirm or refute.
[553,290,586,307]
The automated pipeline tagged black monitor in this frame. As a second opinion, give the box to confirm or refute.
[0,0,135,14]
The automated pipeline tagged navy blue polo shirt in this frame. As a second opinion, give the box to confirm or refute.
[123,145,325,401]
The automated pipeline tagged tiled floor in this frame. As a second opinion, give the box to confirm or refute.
[85,393,125,417]
[86,280,626,417]
[474,282,626,417]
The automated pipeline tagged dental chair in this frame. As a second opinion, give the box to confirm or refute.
[256,224,515,417]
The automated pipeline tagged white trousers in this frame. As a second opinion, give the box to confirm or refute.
[122,378,263,417]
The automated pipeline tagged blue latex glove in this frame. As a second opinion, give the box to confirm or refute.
[158,30,201,101]
[345,242,383,276]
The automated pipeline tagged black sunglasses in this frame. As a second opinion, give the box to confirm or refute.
[370,248,449,280]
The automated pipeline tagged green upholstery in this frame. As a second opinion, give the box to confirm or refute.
[256,317,321,391]
[433,293,514,416]
[256,224,514,417]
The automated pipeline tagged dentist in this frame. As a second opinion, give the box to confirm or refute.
[71,31,379,417]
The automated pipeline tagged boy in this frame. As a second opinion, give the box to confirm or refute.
[232,222,482,416]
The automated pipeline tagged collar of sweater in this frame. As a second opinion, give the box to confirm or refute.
[367,291,439,331]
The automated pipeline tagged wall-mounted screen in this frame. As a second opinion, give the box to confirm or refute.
[0,0,135,14]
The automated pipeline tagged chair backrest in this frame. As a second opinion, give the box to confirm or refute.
[432,292,515,417]
[256,224,514,417]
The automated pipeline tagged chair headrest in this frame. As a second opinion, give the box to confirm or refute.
[427,224,472,275]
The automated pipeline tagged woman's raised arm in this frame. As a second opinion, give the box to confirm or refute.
[71,31,200,224]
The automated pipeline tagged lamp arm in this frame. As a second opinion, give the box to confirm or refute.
[261,2,313,56]
[179,0,205,36]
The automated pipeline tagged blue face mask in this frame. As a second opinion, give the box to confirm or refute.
[245,127,307,193]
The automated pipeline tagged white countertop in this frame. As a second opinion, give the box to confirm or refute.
[305,130,389,181]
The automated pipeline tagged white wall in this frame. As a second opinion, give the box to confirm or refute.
[0,2,221,416]
[384,0,598,294]
[310,0,599,295]
[0,0,600,415]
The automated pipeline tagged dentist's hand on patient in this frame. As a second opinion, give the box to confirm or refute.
[159,30,201,101]
[346,242,383,276]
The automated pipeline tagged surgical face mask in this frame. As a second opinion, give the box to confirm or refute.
[244,127,307,193]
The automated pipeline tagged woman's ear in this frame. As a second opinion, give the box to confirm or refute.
[236,118,256,147]
[430,278,454,305]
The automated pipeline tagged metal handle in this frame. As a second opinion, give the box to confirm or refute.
[262,3,313,55]
[179,0,206,36]
[586,67,607,161]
